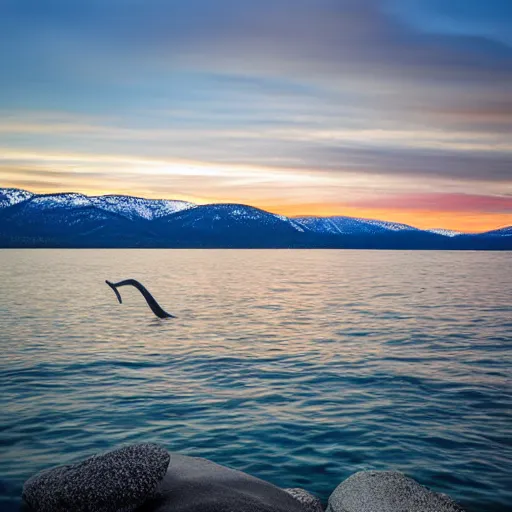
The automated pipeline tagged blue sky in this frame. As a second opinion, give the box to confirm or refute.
[1,0,511,230]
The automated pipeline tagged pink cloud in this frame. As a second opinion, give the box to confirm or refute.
[348,193,512,213]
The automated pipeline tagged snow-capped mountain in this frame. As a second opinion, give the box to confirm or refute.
[90,195,195,221]
[158,203,302,231]
[0,190,156,246]
[153,203,306,247]
[0,188,34,209]
[0,188,510,249]
[294,216,418,235]
[0,189,195,221]
[480,226,512,237]
[428,229,462,237]
[21,192,92,210]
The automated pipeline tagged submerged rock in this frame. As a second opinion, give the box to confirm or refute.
[326,470,465,512]
[22,443,170,512]
[138,453,309,512]
[284,488,323,512]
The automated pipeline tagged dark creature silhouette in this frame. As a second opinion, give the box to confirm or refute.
[106,279,175,319]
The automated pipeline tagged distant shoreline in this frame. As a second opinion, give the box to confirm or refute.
[1,246,511,251]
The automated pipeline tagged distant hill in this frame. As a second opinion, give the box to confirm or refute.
[480,226,512,237]
[0,188,510,249]
[293,216,420,235]
[0,188,34,209]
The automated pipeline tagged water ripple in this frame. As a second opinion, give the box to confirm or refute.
[0,250,511,512]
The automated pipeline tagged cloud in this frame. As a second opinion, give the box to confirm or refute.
[3,1,511,92]
[291,145,512,183]
[347,192,512,213]
[1,110,510,178]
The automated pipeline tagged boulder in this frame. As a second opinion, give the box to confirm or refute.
[326,471,465,512]
[284,488,323,512]
[22,443,170,512]
[139,453,310,512]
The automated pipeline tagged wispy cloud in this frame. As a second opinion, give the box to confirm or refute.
[347,192,512,213]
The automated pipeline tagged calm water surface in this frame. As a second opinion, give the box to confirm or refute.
[0,250,511,511]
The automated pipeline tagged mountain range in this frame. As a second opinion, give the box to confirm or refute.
[0,188,510,249]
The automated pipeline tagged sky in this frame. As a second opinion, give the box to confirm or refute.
[1,0,511,232]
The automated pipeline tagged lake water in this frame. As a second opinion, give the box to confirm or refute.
[0,250,511,511]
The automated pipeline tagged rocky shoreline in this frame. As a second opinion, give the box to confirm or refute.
[21,443,466,512]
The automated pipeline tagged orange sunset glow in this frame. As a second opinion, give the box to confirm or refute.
[263,205,511,234]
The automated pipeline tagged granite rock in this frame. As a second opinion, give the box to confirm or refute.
[22,443,170,512]
[138,452,310,512]
[326,471,465,512]
[284,488,323,512]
